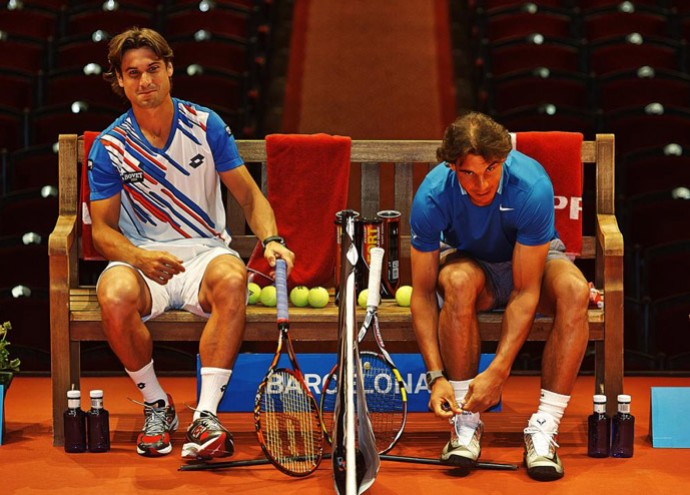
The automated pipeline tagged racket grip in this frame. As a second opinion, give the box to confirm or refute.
[275,259,289,320]
[366,247,384,307]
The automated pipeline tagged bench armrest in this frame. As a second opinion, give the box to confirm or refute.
[48,214,77,257]
[596,213,624,258]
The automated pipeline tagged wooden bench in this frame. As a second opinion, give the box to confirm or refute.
[49,133,623,446]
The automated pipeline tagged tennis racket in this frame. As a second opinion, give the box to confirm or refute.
[321,247,408,454]
[254,259,324,477]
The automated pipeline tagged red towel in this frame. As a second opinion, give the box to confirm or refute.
[80,131,104,260]
[513,131,583,257]
[247,133,352,287]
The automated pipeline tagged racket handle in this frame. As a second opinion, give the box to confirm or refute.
[275,259,288,320]
[366,247,384,308]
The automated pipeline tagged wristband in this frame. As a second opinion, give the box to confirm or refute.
[262,235,286,249]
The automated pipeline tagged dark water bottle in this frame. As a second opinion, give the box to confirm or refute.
[611,394,635,458]
[64,389,87,453]
[87,389,110,452]
[587,394,610,457]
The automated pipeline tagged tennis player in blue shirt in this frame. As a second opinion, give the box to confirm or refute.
[410,112,589,481]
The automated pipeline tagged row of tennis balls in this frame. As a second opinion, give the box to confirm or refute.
[248,283,413,308]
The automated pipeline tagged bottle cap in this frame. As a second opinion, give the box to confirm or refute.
[617,394,631,403]
[90,389,104,399]
[67,390,81,399]
[593,394,607,403]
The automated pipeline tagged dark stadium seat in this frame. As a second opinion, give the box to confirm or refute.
[641,240,690,301]
[474,4,576,44]
[588,33,687,76]
[648,293,690,358]
[169,33,260,79]
[0,69,36,112]
[581,4,672,41]
[0,33,46,72]
[596,67,690,111]
[30,102,119,147]
[0,107,29,151]
[603,104,690,154]
[162,3,256,40]
[0,233,49,288]
[51,33,111,71]
[477,34,585,79]
[0,285,50,372]
[618,143,690,198]
[0,3,58,39]
[0,186,58,236]
[60,4,158,38]
[42,67,126,110]
[497,103,598,136]
[7,143,59,192]
[481,67,592,114]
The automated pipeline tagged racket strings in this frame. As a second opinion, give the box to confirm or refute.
[260,370,322,474]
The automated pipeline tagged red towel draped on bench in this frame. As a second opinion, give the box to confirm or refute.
[512,131,584,258]
[247,133,352,287]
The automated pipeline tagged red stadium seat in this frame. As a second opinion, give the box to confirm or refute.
[596,67,690,111]
[582,4,672,41]
[481,67,592,114]
[588,33,686,76]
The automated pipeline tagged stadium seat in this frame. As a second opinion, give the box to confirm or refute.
[162,2,256,40]
[473,4,577,44]
[7,143,59,192]
[0,3,58,39]
[481,67,592,114]
[477,34,585,79]
[0,233,49,288]
[42,66,126,110]
[30,102,119,147]
[0,186,59,236]
[588,33,686,76]
[60,3,158,38]
[497,103,598,136]
[169,33,261,80]
[0,285,50,372]
[618,143,690,198]
[0,33,46,72]
[51,33,111,71]
[581,4,672,41]
[641,240,690,301]
[0,68,36,111]
[596,66,690,111]
[0,106,29,151]
[602,104,690,154]
[648,292,690,357]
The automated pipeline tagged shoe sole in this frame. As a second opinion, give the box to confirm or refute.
[524,458,564,481]
[181,433,234,460]
[440,453,478,469]
[137,443,173,457]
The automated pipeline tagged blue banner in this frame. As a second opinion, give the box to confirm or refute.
[197,353,501,413]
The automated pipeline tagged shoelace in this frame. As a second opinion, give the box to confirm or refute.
[183,404,228,433]
[129,398,172,435]
[451,414,480,446]
[524,422,560,456]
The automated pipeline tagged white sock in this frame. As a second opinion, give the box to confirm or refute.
[449,378,480,426]
[125,360,168,406]
[537,388,570,426]
[195,367,232,420]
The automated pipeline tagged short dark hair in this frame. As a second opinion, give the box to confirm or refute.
[103,27,174,99]
[436,112,512,165]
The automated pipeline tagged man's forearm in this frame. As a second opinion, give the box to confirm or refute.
[93,224,141,265]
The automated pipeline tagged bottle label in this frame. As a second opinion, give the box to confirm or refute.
[91,398,104,409]
[68,398,81,409]
[618,403,630,414]
[594,403,606,413]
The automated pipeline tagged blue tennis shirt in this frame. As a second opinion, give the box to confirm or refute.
[410,149,556,262]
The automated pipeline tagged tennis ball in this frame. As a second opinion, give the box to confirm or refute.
[395,285,413,307]
[308,286,329,308]
[248,282,261,304]
[260,285,277,307]
[290,285,310,307]
[358,289,369,309]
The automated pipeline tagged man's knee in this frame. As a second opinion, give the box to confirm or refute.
[439,266,481,309]
[553,271,590,319]
[203,259,247,307]
[97,269,145,313]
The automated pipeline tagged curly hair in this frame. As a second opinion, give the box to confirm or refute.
[103,27,174,100]
[436,112,512,165]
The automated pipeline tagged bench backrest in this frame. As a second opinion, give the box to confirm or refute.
[60,135,614,286]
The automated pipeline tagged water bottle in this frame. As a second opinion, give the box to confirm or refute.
[587,394,610,457]
[63,389,87,453]
[611,394,635,458]
[87,389,111,452]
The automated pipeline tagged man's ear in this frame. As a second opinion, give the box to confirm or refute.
[167,61,174,77]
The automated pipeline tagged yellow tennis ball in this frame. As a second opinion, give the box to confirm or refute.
[395,285,413,307]
[308,286,329,308]
[247,282,261,304]
[290,285,310,307]
[260,285,277,307]
[358,289,369,308]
